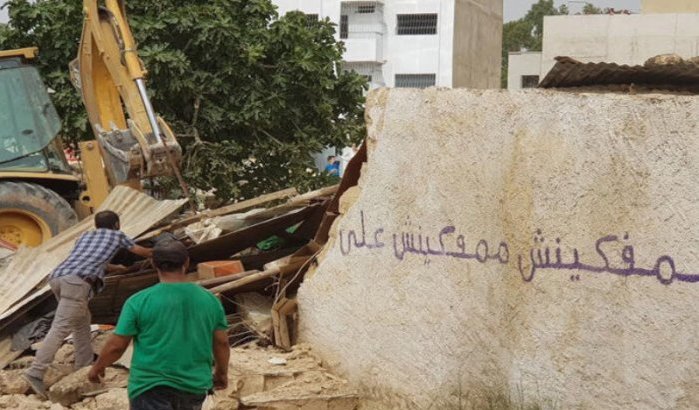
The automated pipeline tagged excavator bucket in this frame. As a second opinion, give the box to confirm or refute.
[74,0,183,187]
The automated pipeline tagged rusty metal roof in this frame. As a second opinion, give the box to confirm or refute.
[539,56,699,89]
[0,186,187,319]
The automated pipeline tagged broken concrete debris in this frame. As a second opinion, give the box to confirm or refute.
[203,343,358,410]
[0,340,356,410]
[0,175,364,408]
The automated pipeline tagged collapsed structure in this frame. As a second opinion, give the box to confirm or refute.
[0,181,364,408]
[298,59,699,408]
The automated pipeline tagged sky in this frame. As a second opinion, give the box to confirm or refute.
[505,0,641,21]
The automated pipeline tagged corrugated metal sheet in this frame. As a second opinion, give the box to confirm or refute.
[0,186,187,317]
[539,56,699,90]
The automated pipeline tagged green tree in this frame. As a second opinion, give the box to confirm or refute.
[0,0,366,200]
[501,0,568,87]
[582,3,606,14]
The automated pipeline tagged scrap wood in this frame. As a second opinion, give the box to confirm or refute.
[273,243,322,304]
[232,186,337,224]
[287,184,338,206]
[209,256,309,295]
[188,204,322,263]
[272,297,297,350]
[235,246,303,271]
[137,187,299,241]
[90,269,264,324]
[196,270,260,288]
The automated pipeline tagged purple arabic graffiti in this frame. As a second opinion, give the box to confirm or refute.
[338,211,699,286]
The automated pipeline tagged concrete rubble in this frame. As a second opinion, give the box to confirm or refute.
[0,340,356,409]
[205,343,358,410]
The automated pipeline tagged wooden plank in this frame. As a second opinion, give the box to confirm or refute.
[188,205,320,263]
[209,257,308,295]
[272,297,297,350]
[186,187,299,223]
[196,270,260,288]
[287,185,338,206]
[137,187,298,240]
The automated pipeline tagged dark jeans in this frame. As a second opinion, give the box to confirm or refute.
[130,386,206,410]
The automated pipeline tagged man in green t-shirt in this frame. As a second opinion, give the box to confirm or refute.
[88,241,230,410]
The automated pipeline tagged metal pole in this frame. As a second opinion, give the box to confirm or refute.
[135,79,163,144]
[135,78,194,207]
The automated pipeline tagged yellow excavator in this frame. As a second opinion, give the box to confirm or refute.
[0,0,184,248]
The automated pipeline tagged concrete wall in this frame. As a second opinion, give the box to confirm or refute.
[540,13,699,76]
[452,0,503,89]
[642,0,699,14]
[507,51,541,90]
[299,87,699,409]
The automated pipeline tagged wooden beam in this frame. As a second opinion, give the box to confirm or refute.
[137,187,298,240]
[287,185,339,206]
[208,257,308,295]
[272,297,297,350]
[196,270,260,288]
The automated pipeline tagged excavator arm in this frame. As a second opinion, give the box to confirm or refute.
[73,0,184,192]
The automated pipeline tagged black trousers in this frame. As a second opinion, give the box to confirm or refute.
[130,386,206,410]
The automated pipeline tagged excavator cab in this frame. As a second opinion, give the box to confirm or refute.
[0,48,80,247]
[0,0,188,248]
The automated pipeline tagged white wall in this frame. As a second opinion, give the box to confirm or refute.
[507,51,542,90]
[541,13,699,76]
[273,0,324,17]
[271,0,460,88]
[383,0,455,88]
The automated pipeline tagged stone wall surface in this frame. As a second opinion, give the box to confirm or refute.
[298,88,699,409]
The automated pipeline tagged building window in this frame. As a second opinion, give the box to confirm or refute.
[521,75,539,88]
[305,14,319,27]
[395,74,436,88]
[357,5,376,14]
[396,14,438,35]
[340,15,348,39]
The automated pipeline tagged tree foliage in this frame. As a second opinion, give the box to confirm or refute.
[501,0,568,87]
[582,3,605,14]
[501,1,614,87]
[0,0,366,200]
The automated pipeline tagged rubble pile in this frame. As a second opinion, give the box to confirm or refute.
[0,143,367,409]
[0,336,356,409]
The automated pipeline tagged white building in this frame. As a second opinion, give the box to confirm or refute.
[274,0,502,89]
[507,51,542,90]
[507,0,699,90]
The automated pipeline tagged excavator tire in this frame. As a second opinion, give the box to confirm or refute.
[0,182,78,248]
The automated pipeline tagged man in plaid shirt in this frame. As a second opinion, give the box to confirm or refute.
[24,210,152,398]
